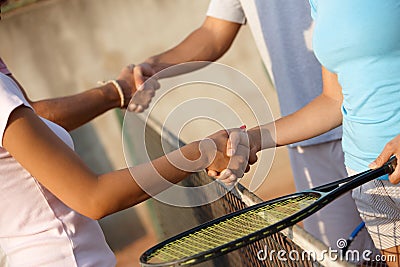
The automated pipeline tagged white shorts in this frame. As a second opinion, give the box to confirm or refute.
[348,168,400,249]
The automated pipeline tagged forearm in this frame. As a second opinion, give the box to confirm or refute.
[6,106,238,221]
[144,17,241,73]
[248,94,343,152]
[145,30,222,72]
[9,74,123,131]
[4,107,203,219]
[31,83,121,131]
[95,141,204,217]
[275,95,342,146]
[248,66,343,151]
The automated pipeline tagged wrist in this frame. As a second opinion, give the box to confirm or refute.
[178,140,208,172]
[100,82,122,109]
[116,79,132,108]
[248,125,276,152]
[99,80,129,109]
[143,58,157,70]
[247,128,262,153]
[258,124,277,151]
[143,58,168,74]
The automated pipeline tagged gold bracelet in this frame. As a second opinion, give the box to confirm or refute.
[98,80,124,108]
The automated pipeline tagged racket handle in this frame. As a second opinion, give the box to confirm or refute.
[386,156,397,173]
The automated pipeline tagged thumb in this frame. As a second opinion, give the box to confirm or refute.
[227,131,241,157]
[133,65,148,90]
[369,150,393,169]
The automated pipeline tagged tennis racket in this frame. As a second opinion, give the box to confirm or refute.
[140,156,397,266]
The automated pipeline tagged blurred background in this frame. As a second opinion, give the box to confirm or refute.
[0,0,295,266]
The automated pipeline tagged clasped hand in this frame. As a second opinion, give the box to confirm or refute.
[205,128,259,186]
[120,63,260,185]
[117,63,160,112]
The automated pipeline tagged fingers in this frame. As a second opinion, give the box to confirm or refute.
[127,63,159,113]
[223,176,238,187]
[209,144,248,181]
[133,63,156,91]
[127,103,144,113]
[369,136,400,184]
[127,64,135,72]
[248,149,258,165]
[227,130,241,157]
[389,161,400,184]
[207,169,218,177]
[369,145,394,169]
[206,127,253,184]
[218,169,233,180]
[128,87,156,113]
[227,144,249,178]
[226,128,249,157]
[213,169,238,186]
[115,64,136,108]
[119,64,135,78]
[133,66,147,91]
[140,76,160,91]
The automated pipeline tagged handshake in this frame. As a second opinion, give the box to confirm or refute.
[185,126,262,186]
[117,63,273,186]
[114,63,160,112]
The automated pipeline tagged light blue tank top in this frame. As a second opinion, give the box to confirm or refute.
[310,0,400,178]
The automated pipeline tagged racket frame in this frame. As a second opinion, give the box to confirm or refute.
[140,157,396,266]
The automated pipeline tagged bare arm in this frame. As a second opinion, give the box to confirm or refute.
[3,106,246,219]
[262,67,343,148]
[127,17,241,112]
[29,84,122,131]
[144,16,241,73]
[227,67,344,158]
[11,66,137,131]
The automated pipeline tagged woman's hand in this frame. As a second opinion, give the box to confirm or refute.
[369,135,400,184]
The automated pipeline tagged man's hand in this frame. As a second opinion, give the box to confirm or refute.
[116,64,136,109]
[127,63,160,112]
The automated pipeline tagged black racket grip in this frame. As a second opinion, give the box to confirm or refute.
[313,156,397,193]
[385,156,397,173]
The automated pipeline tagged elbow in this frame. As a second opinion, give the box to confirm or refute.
[84,209,106,221]
[85,196,110,220]
[73,194,109,220]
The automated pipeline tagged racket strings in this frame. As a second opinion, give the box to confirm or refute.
[146,194,319,264]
